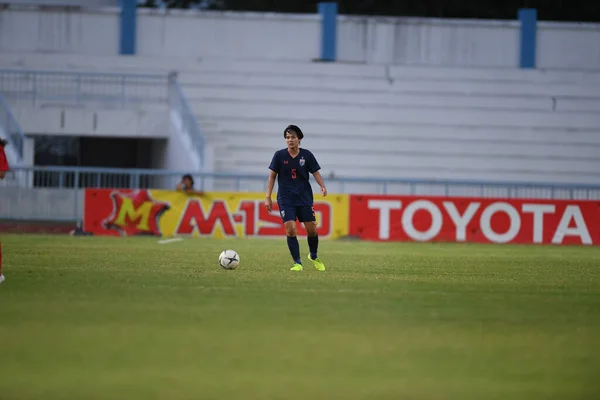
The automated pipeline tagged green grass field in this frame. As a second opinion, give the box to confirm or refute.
[0,234,598,400]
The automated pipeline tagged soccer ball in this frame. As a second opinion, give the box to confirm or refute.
[219,249,240,270]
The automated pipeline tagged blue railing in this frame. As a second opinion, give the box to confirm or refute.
[0,93,25,162]
[0,68,168,107]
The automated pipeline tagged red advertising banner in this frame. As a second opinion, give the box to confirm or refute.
[349,195,600,245]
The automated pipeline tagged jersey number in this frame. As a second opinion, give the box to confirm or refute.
[291,169,296,179]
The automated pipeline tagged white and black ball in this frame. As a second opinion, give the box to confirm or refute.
[218,249,240,270]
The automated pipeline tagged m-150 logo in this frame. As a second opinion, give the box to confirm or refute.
[102,190,170,236]
[174,199,332,237]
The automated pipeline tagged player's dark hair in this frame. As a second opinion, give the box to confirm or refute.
[284,125,303,140]
[0,139,7,147]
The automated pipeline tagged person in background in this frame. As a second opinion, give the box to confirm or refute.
[0,138,9,284]
[176,174,203,195]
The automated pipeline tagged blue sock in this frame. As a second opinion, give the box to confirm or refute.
[308,234,318,259]
[287,235,301,264]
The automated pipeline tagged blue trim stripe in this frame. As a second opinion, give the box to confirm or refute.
[120,0,136,55]
[518,8,537,69]
[318,2,337,61]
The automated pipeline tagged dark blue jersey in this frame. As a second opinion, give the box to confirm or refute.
[269,148,321,206]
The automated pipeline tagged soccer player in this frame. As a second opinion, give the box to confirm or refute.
[0,138,9,284]
[265,125,327,272]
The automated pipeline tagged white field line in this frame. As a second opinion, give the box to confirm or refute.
[158,238,184,245]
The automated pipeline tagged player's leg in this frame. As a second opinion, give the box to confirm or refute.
[0,241,4,283]
[301,206,319,259]
[299,206,325,271]
[280,205,303,271]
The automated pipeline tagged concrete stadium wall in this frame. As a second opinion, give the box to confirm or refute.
[0,187,84,221]
[7,104,197,171]
[13,106,168,138]
[1,7,600,69]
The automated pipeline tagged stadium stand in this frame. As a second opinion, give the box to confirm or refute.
[1,53,599,189]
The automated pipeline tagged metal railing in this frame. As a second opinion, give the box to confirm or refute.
[0,68,168,107]
[1,166,600,222]
[3,166,600,197]
[0,93,25,162]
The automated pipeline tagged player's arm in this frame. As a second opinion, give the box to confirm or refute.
[266,170,277,198]
[265,152,280,211]
[308,152,327,196]
[312,170,327,196]
[265,170,277,211]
